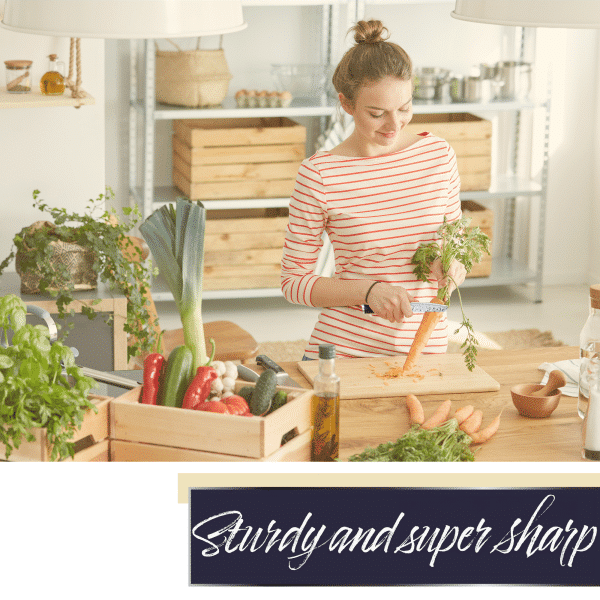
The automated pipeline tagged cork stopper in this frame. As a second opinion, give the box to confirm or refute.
[590,284,600,309]
[319,344,336,360]
[4,60,32,69]
[48,54,58,61]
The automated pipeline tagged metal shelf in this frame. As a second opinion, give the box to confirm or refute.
[461,257,537,289]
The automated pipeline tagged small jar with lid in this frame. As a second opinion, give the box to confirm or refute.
[4,60,32,93]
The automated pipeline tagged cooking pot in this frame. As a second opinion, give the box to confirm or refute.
[494,61,532,101]
[413,67,450,101]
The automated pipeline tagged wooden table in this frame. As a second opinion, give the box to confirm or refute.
[275,346,586,462]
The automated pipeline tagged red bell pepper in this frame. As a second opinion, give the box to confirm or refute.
[194,400,229,413]
[222,395,251,416]
[141,353,165,405]
[182,366,218,410]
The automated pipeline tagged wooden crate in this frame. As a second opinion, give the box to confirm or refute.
[1,394,111,462]
[462,200,493,278]
[406,113,492,191]
[110,381,312,462]
[172,117,305,200]
[203,208,287,290]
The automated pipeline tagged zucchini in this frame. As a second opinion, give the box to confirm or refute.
[249,369,277,416]
[157,345,194,408]
[238,386,255,403]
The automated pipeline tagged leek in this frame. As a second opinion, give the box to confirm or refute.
[139,198,208,370]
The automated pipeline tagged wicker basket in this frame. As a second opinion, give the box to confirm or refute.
[155,38,232,108]
[15,221,97,294]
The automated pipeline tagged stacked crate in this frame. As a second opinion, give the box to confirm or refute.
[406,113,492,191]
[462,200,493,278]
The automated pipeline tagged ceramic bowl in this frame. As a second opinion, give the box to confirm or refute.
[510,383,561,418]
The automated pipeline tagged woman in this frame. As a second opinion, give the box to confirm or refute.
[281,20,466,360]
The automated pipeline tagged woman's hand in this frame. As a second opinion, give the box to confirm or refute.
[367,282,414,323]
[430,258,466,296]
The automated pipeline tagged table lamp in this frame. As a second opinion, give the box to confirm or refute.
[1,0,247,102]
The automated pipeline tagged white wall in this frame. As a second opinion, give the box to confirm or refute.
[102,1,600,288]
[0,28,105,273]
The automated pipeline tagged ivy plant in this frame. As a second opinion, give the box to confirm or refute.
[0,188,160,362]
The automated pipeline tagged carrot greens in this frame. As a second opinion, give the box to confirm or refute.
[347,419,475,462]
[411,216,491,371]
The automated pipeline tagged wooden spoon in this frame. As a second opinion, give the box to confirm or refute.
[530,369,567,397]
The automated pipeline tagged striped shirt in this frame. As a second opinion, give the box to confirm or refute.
[281,132,461,359]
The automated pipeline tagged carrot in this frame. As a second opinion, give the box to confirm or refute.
[469,412,502,445]
[421,399,452,430]
[402,297,446,373]
[406,394,425,425]
[460,409,483,436]
[454,404,474,425]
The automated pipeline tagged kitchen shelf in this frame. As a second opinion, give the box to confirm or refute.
[0,88,95,108]
[130,0,550,303]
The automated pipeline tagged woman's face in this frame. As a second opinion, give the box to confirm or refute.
[340,76,414,156]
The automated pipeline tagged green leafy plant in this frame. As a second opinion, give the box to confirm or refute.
[0,294,98,461]
[411,216,491,371]
[347,419,475,462]
[0,188,160,361]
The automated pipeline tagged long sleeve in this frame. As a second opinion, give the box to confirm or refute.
[280,157,328,307]
[445,142,462,221]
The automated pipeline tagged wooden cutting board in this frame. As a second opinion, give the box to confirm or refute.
[297,354,500,399]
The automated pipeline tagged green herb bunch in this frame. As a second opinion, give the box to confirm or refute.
[0,189,160,361]
[0,294,98,461]
[411,215,491,371]
[347,419,475,462]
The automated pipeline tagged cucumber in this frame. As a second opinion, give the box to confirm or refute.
[268,390,288,414]
[157,345,194,408]
[238,386,255,403]
[249,369,277,416]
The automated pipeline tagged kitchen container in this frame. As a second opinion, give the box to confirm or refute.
[494,61,532,101]
[110,380,313,461]
[4,59,32,93]
[413,67,451,101]
[172,117,305,200]
[201,207,288,290]
[511,383,561,418]
[271,63,333,100]
[578,284,600,418]
[0,394,111,462]
[405,113,492,191]
[450,75,483,103]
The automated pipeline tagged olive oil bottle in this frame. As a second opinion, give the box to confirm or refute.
[311,344,340,461]
[40,54,65,96]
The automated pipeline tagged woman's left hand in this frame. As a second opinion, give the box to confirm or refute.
[430,258,466,296]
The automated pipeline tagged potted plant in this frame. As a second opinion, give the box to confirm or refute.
[0,188,160,361]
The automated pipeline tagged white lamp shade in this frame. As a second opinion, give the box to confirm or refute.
[0,0,247,38]
[452,0,600,28]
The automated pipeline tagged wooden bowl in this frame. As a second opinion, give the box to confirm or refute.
[510,383,561,418]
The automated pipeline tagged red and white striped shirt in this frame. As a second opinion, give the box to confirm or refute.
[281,132,461,359]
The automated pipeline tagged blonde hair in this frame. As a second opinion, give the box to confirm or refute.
[332,20,412,105]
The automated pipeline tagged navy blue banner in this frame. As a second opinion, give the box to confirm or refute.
[189,487,600,586]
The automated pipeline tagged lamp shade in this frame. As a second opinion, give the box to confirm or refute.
[451,0,600,28]
[0,0,247,38]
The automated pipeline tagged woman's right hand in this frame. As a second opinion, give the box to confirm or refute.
[366,282,414,323]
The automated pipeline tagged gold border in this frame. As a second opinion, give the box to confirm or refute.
[178,473,600,503]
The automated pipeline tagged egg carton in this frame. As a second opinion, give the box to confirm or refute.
[234,89,293,109]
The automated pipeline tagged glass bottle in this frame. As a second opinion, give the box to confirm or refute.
[5,60,32,93]
[40,54,65,96]
[578,284,600,418]
[311,344,340,462]
[582,372,600,461]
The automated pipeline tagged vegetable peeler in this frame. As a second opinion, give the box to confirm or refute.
[362,302,448,314]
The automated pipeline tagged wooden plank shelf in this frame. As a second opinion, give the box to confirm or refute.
[0,88,95,108]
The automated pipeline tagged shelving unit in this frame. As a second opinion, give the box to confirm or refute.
[0,88,94,108]
[129,0,550,303]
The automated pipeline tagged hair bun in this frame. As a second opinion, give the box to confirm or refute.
[353,19,390,44]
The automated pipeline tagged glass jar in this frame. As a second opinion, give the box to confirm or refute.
[40,54,65,96]
[578,284,600,418]
[4,60,32,93]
